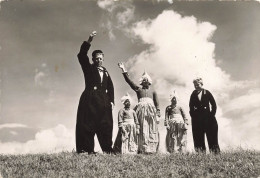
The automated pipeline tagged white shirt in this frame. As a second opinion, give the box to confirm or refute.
[198,90,202,101]
[97,67,104,82]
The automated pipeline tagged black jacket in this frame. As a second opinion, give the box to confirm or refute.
[77,41,114,104]
[189,89,216,118]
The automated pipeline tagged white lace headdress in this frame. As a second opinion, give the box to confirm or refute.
[120,93,132,104]
[139,71,152,85]
[169,90,178,101]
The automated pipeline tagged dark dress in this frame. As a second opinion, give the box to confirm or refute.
[189,89,220,153]
[76,41,114,153]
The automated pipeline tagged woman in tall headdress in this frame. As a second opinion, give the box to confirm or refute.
[118,62,160,154]
[164,90,188,153]
[113,93,139,154]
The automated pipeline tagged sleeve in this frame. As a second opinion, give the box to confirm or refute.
[153,91,160,110]
[164,106,169,126]
[107,73,115,105]
[180,106,188,123]
[77,41,91,70]
[122,72,140,91]
[118,110,123,127]
[189,92,195,118]
[133,110,140,130]
[208,91,217,116]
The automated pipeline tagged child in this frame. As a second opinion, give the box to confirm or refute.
[113,94,140,154]
[165,90,188,153]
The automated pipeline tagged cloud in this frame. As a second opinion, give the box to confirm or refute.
[0,124,75,154]
[116,5,135,27]
[0,124,107,154]
[128,10,231,93]
[34,63,49,87]
[98,0,135,40]
[9,131,18,135]
[97,0,115,12]
[0,123,28,130]
[157,0,174,4]
[223,88,260,113]
[124,10,260,151]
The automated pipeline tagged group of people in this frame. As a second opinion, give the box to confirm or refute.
[75,31,220,155]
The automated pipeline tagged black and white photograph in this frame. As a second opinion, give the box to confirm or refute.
[0,0,259,177]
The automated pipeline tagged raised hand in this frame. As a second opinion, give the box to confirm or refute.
[118,62,127,72]
[90,31,97,38]
[87,31,97,43]
[118,62,124,69]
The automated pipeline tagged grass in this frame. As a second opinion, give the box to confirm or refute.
[0,149,259,177]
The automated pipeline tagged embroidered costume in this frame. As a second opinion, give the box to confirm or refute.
[165,105,188,153]
[113,108,139,154]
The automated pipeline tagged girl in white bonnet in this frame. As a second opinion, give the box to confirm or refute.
[165,90,188,153]
[113,93,139,154]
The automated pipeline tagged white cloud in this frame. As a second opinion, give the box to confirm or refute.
[128,10,230,93]
[0,124,75,154]
[124,10,260,151]
[97,0,115,12]
[0,123,27,130]
[116,5,135,27]
[97,0,135,40]
[157,0,174,4]
[0,124,107,154]
[34,63,49,87]
[34,70,46,86]
[223,89,260,113]
[10,131,18,135]
[44,90,55,104]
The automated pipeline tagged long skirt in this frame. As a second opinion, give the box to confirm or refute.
[113,121,138,154]
[166,117,187,153]
[134,97,159,153]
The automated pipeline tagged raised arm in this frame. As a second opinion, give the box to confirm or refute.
[118,62,139,91]
[77,31,97,69]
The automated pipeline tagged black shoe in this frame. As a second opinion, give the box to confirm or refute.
[88,151,98,155]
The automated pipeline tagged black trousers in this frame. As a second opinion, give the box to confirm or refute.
[191,115,220,154]
[76,90,113,154]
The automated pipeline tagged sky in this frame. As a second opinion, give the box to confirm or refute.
[0,0,259,154]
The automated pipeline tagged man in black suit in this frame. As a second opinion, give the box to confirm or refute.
[76,31,114,154]
[189,77,220,154]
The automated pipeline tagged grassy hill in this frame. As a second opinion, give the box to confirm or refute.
[0,149,259,177]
